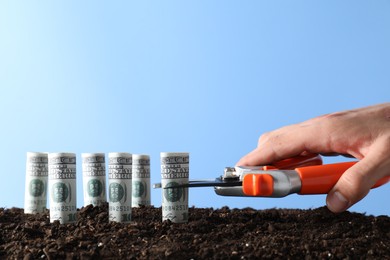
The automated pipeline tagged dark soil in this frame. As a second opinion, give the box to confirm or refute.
[0,204,389,259]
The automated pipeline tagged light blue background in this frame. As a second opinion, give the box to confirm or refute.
[0,1,389,216]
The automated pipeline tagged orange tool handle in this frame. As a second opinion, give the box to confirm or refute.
[262,153,323,170]
[243,174,274,196]
[296,162,390,194]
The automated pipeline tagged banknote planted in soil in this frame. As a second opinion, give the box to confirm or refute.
[0,203,389,259]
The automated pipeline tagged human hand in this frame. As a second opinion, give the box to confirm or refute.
[236,103,390,213]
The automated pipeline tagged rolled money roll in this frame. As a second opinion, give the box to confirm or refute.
[108,153,132,223]
[82,153,107,207]
[160,152,189,223]
[132,154,151,207]
[48,153,77,224]
[24,152,48,214]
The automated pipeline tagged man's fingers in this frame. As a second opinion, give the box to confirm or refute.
[326,140,390,213]
[236,122,331,166]
[236,147,262,166]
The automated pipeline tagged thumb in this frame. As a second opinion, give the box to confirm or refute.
[326,142,390,213]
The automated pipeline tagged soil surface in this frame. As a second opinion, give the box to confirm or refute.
[0,204,389,259]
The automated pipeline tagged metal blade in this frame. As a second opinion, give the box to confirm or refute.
[165,178,242,188]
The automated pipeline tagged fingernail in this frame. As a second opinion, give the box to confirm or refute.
[327,191,349,212]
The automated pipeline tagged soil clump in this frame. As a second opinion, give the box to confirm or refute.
[0,204,389,259]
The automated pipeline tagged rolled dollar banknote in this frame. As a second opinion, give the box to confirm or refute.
[108,153,132,223]
[160,152,189,223]
[24,152,48,214]
[48,153,77,224]
[82,153,107,207]
[132,154,150,207]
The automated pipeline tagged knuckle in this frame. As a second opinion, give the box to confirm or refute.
[258,132,271,145]
[320,112,343,129]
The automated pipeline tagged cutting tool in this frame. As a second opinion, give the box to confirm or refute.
[153,153,390,197]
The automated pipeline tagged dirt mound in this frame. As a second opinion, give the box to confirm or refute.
[0,204,389,259]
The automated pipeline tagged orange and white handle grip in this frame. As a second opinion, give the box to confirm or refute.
[296,162,390,194]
